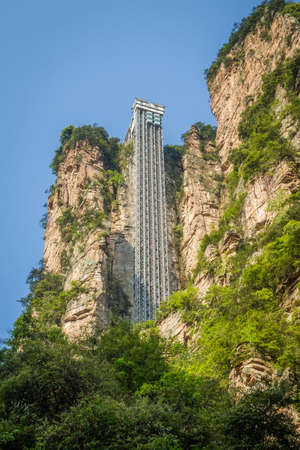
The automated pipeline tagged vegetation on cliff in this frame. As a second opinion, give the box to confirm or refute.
[50,124,120,175]
[205,0,294,81]
[161,53,300,404]
[10,266,89,348]
[230,51,300,181]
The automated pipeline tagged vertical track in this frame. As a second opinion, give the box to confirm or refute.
[134,109,141,322]
[133,99,170,321]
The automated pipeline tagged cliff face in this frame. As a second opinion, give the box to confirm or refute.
[180,129,221,277]
[45,142,110,340]
[45,136,180,339]
[209,9,300,252]
[159,6,300,390]
[173,9,300,299]
[44,138,136,340]
[209,11,300,168]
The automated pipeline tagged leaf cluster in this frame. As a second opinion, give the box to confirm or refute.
[56,207,107,244]
[1,319,299,449]
[50,124,120,175]
[181,122,217,144]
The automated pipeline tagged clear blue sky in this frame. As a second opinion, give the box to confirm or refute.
[0,0,262,339]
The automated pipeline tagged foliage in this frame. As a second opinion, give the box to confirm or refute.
[194,192,247,276]
[56,208,77,242]
[181,122,216,144]
[120,141,134,169]
[167,166,300,379]
[11,273,64,343]
[173,208,300,378]
[164,145,185,202]
[49,145,64,176]
[164,144,184,167]
[50,124,121,175]
[183,55,300,379]
[192,121,217,141]
[222,382,300,449]
[282,2,300,19]
[59,125,74,145]
[100,169,124,212]
[158,284,198,320]
[56,207,107,244]
[258,189,300,246]
[205,0,286,81]
[25,259,44,292]
[229,52,299,181]
[9,271,91,350]
[39,212,48,230]
[173,223,183,240]
[1,316,299,449]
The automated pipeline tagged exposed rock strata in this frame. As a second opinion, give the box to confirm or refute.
[159,11,300,361]
[229,345,300,430]
[208,12,300,168]
[45,142,180,339]
[44,142,134,340]
[45,144,107,339]
[180,128,222,280]
[159,311,190,344]
[109,152,136,318]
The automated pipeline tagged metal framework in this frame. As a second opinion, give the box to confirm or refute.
[125,98,170,321]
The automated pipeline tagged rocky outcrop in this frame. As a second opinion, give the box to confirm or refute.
[109,152,136,318]
[229,344,300,430]
[229,345,275,393]
[208,12,300,168]
[159,8,300,361]
[159,311,190,344]
[45,139,180,339]
[180,128,222,280]
[182,10,300,289]
[241,161,299,237]
[44,141,134,340]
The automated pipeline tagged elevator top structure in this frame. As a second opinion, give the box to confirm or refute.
[126,98,170,322]
[132,98,165,114]
[125,98,165,145]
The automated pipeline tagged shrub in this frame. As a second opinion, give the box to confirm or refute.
[158,284,198,319]
[282,2,300,19]
[205,0,286,81]
[50,124,121,175]
[228,52,299,180]
[181,122,216,143]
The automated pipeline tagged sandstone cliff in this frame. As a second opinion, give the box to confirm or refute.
[164,6,299,306]
[159,4,300,392]
[44,132,136,340]
[44,132,179,340]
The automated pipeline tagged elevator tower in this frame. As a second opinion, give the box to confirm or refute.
[125,98,170,321]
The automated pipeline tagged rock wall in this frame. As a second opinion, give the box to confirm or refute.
[159,9,300,352]
[109,152,136,318]
[208,11,300,168]
[44,143,110,339]
[180,128,222,281]
[44,138,180,339]
[177,10,300,295]
[44,141,135,340]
